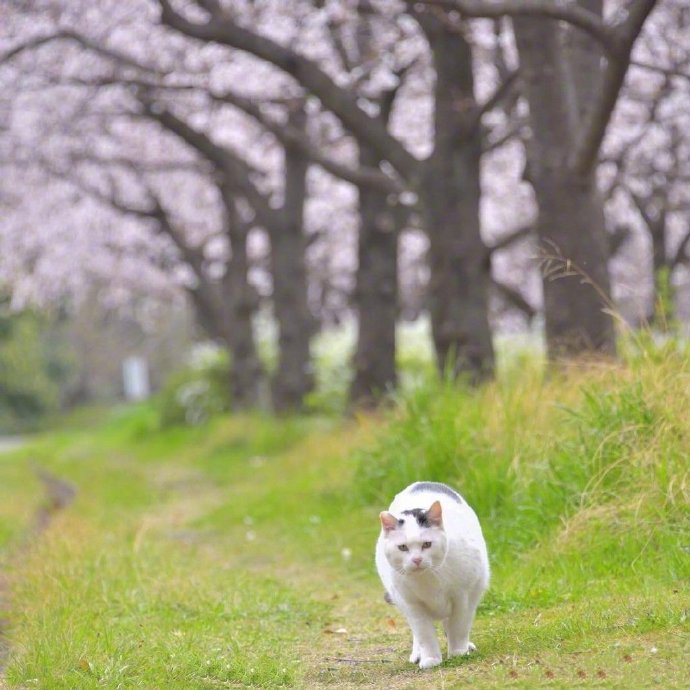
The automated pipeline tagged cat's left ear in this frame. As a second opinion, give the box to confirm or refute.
[427,501,443,527]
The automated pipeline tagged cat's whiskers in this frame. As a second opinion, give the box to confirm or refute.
[427,567,443,586]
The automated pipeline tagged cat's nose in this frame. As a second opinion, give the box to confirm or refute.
[412,557,423,566]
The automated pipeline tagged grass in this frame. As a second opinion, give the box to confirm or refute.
[0,345,689,688]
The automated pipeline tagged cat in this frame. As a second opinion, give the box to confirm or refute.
[375,481,489,669]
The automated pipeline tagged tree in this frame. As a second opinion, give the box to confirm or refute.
[341,1,403,405]
[509,1,659,356]
[157,0,502,381]
[59,156,265,408]
[2,0,687,412]
[140,97,315,410]
[0,1,317,410]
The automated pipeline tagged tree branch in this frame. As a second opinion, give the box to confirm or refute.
[379,55,420,124]
[488,224,533,253]
[138,98,227,169]
[480,68,519,114]
[63,166,216,288]
[408,0,617,52]
[492,278,537,319]
[210,89,403,194]
[469,68,519,134]
[628,188,662,235]
[570,0,660,176]
[671,227,690,269]
[631,59,690,84]
[139,99,281,231]
[156,0,419,179]
[68,72,405,193]
[40,147,231,340]
[607,223,630,257]
[0,29,163,74]
[70,150,207,174]
[481,118,526,154]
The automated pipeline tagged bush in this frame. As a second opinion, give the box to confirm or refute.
[157,349,231,427]
[0,307,64,432]
[353,344,689,590]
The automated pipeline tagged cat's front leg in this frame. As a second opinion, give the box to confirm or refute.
[445,590,479,658]
[409,635,420,664]
[404,606,442,669]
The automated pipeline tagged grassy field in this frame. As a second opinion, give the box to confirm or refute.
[0,347,688,688]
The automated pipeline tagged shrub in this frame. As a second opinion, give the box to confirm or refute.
[0,308,63,432]
[157,349,231,427]
[353,343,689,588]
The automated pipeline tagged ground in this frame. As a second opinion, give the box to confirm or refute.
[0,355,688,688]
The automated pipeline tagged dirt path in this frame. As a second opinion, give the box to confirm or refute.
[0,462,76,687]
[0,574,9,685]
[0,439,22,682]
[0,439,25,455]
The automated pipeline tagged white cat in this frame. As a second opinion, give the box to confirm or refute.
[375,481,489,669]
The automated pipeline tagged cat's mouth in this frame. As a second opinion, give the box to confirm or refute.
[406,564,427,573]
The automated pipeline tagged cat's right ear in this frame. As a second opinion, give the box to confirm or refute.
[380,511,399,533]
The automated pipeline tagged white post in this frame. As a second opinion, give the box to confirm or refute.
[122,356,151,401]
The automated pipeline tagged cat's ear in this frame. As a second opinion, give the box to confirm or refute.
[427,501,443,527]
[380,511,399,533]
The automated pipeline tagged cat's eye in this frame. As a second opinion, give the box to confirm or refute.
[397,544,409,552]
[422,542,432,549]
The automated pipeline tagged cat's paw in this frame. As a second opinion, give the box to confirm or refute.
[448,641,476,658]
[409,650,421,664]
[418,655,442,669]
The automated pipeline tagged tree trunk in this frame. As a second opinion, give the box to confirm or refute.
[350,144,398,405]
[187,269,262,410]
[630,192,674,327]
[514,15,616,357]
[347,0,399,405]
[649,224,672,327]
[221,222,264,408]
[421,18,494,381]
[531,170,616,354]
[561,0,604,124]
[269,106,313,412]
[215,189,264,409]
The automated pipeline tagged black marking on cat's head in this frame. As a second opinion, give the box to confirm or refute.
[401,508,431,527]
[410,481,463,503]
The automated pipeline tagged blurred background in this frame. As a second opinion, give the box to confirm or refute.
[0,0,688,431]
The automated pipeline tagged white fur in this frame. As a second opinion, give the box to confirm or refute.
[375,482,489,669]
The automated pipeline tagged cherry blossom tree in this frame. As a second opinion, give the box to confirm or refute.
[508,1,658,355]
[155,0,507,381]
[1,0,316,409]
[2,0,688,416]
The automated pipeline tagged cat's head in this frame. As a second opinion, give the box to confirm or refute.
[379,501,447,574]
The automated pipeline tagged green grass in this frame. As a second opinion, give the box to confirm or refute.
[0,347,689,688]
